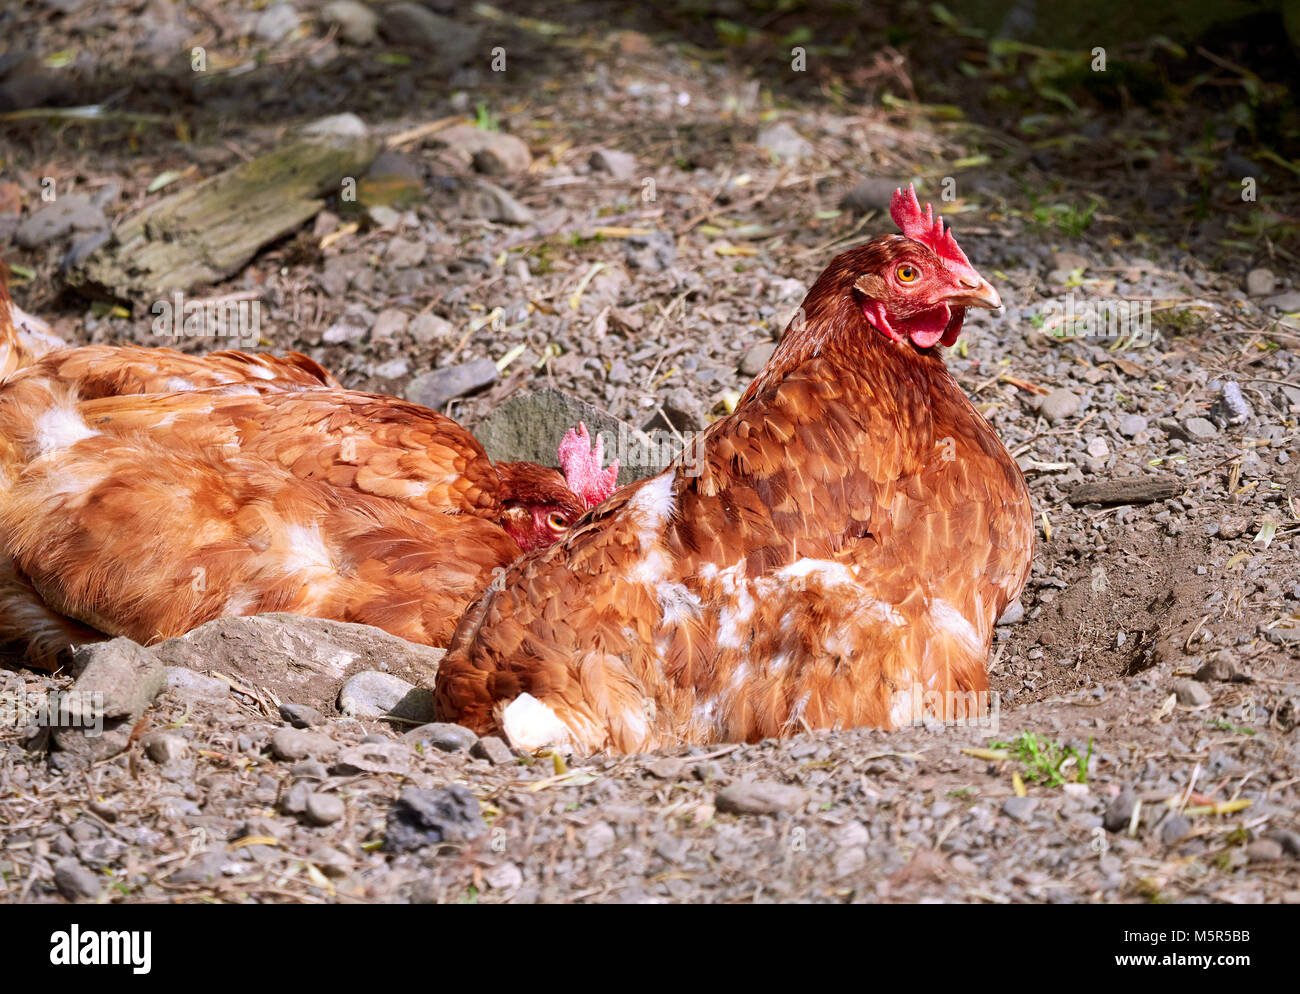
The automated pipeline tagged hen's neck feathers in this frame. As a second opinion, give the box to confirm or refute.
[740,243,956,424]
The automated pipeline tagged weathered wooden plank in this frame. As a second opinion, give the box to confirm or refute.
[70,135,379,303]
[1067,474,1184,506]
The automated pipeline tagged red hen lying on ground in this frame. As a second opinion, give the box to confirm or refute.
[0,276,617,667]
[436,186,1034,753]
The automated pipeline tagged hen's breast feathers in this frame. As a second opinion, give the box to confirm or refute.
[437,348,1033,753]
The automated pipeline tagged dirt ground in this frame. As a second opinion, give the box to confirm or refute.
[0,1,1298,903]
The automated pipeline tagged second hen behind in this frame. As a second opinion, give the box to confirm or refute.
[0,279,618,666]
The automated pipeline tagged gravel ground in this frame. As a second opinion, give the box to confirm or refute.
[0,1,1297,903]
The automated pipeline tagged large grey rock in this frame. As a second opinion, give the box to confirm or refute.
[150,614,445,715]
[473,388,662,487]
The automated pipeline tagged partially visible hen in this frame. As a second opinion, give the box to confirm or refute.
[0,279,617,667]
[436,186,1034,753]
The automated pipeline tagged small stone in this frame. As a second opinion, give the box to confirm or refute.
[624,230,676,273]
[321,0,377,45]
[471,736,514,766]
[370,307,408,339]
[483,861,523,892]
[167,850,228,884]
[378,4,482,68]
[1173,680,1212,707]
[1183,417,1218,441]
[1085,436,1109,459]
[581,822,616,858]
[715,780,808,816]
[653,835,691,864]
[1266,829,1300,856]
[436,125,531,175]
[997,600,1025,626]
[1161,815,1192,846]
[269,728,335,762]
[1245,268,1275,297]
[338,669,432,721]
[383,237,426,269]
[307,845,352,877]
[374,358,410,379]
[1001,796,1038,823]
[404,722,477,753]
[383,785,486,852]
[1103,788,1137,832]
[280,702,326,728]
[290,759,328,782]
[1218,516,1249,540]
[461,181,533,224]
[409,312,456,345]
[588,148,638,180]
[1037,388,1081,423]
[757,121,812,162]
[332,741,411,775]
[1195,652,1237,683]
[1246,838,1284,862]
[304,792,345,826]
[53,857,101,901]
[739,342,776,377]
[253,3,299,43]
[322,306,371,343]
[1118,414,1148,438]
[301,113,368,138]
[405,359,498,410]
[142,731,189,765]
[15,193,107,248]
[1214,381,1253,426]
[646,757,686,779]
[280,781,311,815]
[1263,291,1300,312]
[840,177,905,215]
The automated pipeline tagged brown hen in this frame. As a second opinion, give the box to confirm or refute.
[0,283,617,667]
[435,186,1034,753]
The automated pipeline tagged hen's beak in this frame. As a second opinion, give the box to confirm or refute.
[945,277,1002,310]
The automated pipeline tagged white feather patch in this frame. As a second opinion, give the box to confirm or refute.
[32,403,97,455]
[929,598,982,654]
[501,693,571,752]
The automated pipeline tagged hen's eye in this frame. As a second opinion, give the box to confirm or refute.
[896,264,918,283]
[547,511,568,531]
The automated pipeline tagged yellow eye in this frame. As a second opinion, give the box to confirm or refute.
[897,264,918,283]
[547,511,568,531]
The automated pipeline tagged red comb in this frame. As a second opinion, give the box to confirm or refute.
[889,184,981,284]
[557,422,619,509]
